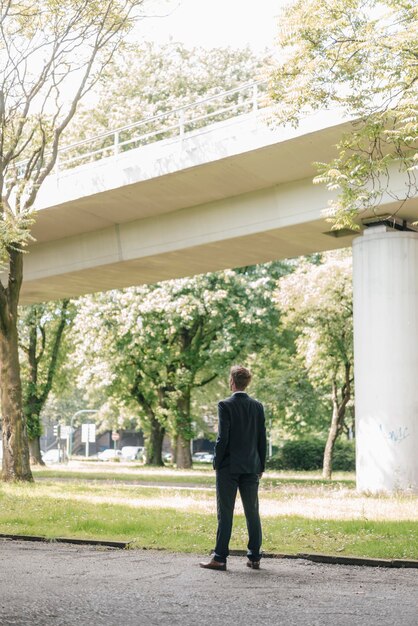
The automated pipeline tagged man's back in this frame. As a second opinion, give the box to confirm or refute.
[213,391,266,474]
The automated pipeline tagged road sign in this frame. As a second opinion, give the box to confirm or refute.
[82,423,96,458]
[60,426,71,440]
[81,423,96,443]
[111,431,120,441]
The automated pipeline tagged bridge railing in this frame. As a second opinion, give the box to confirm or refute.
[48,80,268,174]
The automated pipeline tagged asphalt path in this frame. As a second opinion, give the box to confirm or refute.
[0,539,417,626]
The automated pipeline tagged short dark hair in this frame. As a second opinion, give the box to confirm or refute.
[230,365,252,390]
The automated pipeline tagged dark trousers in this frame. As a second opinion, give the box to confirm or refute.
[214,467,262,562]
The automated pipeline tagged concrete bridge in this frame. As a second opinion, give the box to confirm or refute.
[19,82,362,303]
[11,82,418,494]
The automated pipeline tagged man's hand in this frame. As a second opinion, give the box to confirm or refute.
[258,473,263,479]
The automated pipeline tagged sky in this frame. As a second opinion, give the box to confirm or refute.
[139,0,291,51]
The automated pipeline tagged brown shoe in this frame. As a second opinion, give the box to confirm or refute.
[199,558,226,571]
[247,559,260,570]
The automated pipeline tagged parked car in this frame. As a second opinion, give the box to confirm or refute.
[42,448,68,464]
[120,446,145,461]
[192,452,214,463]
[97,448,122,461]
[192,452,206,462]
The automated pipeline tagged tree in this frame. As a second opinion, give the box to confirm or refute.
[72,267,280,468]
[66,42,269,134]
[62,41,270,165]
[0,0,151,482]
[269,0,418,229]
[19,300,74,465]
[250,329,330,442]
[276,251,353,478]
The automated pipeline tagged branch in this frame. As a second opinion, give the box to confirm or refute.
[23,6,134,208]
[36,323,46,365]
[39,299,69,406]
[195,373,218,388]
[6,246,23,312]
[27,314,38,386]
[130,373,155,418]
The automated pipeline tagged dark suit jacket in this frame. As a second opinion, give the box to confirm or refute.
[213,392,267,474]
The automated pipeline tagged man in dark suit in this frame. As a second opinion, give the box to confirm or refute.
[200,365,267,571]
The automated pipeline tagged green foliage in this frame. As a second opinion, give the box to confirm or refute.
[332,440,356,472]
[265,455,284,471]
[282,438,325,471]
[276,251,354,478]
[250,254,355,444]
[40,386,88,429]
[62,41,270,169]
[276,251,353,379]
[251,333,330,438]
[19,300,76,441]
[269,0,418,227]
[276,250,353,414]
[249,259,329,439]
[0,201,35,268]
[72,266,280,451]
[268,437,355,472]
[65,41,270,143]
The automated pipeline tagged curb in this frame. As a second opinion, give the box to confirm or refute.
[229,549,418,569]
[296,552,418,569]
[0,533,128,549]
[1,534,418,568]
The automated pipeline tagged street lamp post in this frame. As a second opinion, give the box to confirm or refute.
[68,409,98,457]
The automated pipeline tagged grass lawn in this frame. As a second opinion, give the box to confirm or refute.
[1,464,417,560]
[31,465,355,489]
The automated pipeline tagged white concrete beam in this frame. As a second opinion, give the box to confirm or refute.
[20,180,351,303]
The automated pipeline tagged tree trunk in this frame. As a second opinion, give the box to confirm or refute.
[171,435,178,466]
[322,386,340,480]
[0,323,33,482]
[175,434,192,469]
[29,437,45,466]
[175,391,192,469]
[322,363,351,480]
[0,247,33,482]
[145,415,165,466]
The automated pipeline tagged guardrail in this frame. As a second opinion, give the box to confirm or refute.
[14,80,268,179]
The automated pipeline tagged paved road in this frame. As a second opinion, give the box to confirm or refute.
[0,539,417,626]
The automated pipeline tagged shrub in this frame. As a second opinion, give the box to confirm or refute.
[267,437,356,472]
[265,454,284,470]
[281,438,324,471]
[332,440,356,471]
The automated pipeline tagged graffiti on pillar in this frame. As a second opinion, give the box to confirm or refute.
[379,424,410,444]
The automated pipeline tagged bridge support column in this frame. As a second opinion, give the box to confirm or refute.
[353,225,418,492]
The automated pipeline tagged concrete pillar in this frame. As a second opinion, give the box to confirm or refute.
[353,226,418,493]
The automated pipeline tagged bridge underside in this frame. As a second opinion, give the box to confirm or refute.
[21,183,359,304]
[10,108,417,305]
[13,109,357,303]
[21,220,352,303]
